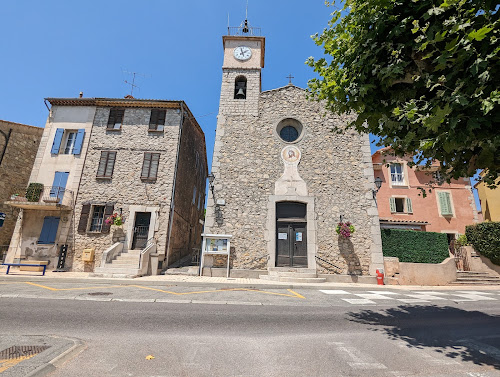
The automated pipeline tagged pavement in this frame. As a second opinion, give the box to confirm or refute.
[0,267,499,376]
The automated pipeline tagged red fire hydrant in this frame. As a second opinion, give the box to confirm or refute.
[376,269,385,285]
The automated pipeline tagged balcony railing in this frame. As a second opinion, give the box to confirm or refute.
[5,185,74,210]
[227,26,261,36]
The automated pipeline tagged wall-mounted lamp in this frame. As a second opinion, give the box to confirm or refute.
[373,177,383,200]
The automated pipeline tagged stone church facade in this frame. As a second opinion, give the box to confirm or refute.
[205,32,384,278]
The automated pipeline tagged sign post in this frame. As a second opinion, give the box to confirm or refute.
[200,234,232,278]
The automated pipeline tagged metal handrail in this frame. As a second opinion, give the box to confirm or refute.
[315,255,343,272]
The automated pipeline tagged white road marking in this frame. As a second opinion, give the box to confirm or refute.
[452,293,497,301]
[342,298,376,305]
[319,289,350,295]
[397,299,430,304]
[329,342,387,370]
[405,294,447,301]
[355,293,396,300]
[455,291,495,295]
[367,291,400,295]
[394,340,459,365]
[458,338,500,362]
[411,291,450,295]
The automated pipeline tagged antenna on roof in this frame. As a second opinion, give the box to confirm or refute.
[122,70,148,97]
[246,0,248,20]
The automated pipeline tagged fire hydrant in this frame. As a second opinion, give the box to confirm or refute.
[376,269,385,285]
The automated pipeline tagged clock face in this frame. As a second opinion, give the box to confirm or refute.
[234,46,252,61]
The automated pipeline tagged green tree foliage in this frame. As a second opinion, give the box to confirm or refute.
[307,0,499,186]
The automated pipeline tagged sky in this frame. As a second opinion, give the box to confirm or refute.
[0,0,481,209]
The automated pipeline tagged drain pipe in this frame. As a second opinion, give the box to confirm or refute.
[164,103,185,270]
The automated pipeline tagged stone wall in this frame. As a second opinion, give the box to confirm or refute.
[206,85,383,275]
[0,121,43,248]
[167,114,207,266]
[72,106,180,271]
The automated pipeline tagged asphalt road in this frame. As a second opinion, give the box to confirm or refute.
[0,285,499,377]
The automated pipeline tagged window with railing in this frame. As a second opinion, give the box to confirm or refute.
[390,163,405,185]
[89,205,105,232]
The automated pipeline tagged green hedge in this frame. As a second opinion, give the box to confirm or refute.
[466,222,500,266]
[381,229,449,263]
[25,183,43,202]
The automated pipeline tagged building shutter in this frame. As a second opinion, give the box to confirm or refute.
[150,153,159,178]
[51,128,64,154]
[73,129,85,155]
[149,110,158,130]
[78,204,91,233]
[389,197,396,213]
[38,217,60,244]
[406,198,413,214]
[106,151,116,177]
[101,203,115,234]
[50,172,69,200]
[439,192,453,216]
[141,153,152,178]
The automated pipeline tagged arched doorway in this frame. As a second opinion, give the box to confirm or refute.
[276,202,307,267]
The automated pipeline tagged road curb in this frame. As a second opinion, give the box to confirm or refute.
[25,336,85,377]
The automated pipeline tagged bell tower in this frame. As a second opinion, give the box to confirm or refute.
[218,19,265,117]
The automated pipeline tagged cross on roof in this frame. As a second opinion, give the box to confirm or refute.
[286,74,294,85]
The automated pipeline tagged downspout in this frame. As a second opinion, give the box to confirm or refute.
[164,103,185,269]
[0,129,12,166]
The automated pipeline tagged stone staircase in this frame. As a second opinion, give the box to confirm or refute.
[450,271,500,285]
[260,267,326,283]
[93,250,142,278]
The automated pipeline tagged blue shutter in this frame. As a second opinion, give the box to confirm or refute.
[51,129,64,154]
[38,217,60,244]
[73,129,85,155]
[50,172,69,200]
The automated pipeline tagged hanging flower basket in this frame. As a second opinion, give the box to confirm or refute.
[105,213,124,226]
[336,222,355,239]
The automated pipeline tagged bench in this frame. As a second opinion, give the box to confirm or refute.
[1,261,48,276]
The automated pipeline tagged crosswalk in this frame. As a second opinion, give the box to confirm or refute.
[319,290,500,305]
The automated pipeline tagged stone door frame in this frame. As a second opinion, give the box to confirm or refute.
[126,205,160,251]
[266,195,317,270]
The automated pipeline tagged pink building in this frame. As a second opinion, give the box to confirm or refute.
[372,148,479,241]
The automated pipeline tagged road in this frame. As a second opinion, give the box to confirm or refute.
[0,280,499,376]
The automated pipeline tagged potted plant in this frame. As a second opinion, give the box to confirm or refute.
[26,183,44,202]
[336,221,355,239]
[105,213,124,227]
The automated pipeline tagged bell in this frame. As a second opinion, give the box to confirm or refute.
[236,88,245,99]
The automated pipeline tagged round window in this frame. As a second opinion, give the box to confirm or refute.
[280,126,299,142]
[276,118,304,143]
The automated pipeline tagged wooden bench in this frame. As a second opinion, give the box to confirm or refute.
[1,261,48,276]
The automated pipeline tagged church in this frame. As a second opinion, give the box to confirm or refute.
[204,22,384,281]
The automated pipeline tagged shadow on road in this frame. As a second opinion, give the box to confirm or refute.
[348,305,500,370]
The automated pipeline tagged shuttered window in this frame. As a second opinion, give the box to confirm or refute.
[406,198,413,214]
[389,197,396,213]
[149,109,166,131]
[38,216,60,244]
[89,206,105,232]
[78,204,91,233]
[107,109,125,130]
[96,151,116,178]
[51,128,64,154]
[141,153,160,181]
[438,192,453,216]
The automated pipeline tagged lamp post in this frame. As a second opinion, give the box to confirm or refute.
[373,177,383,200]
[207,173,223,226]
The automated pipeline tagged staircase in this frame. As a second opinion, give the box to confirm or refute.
[260,267,326,283]
[93,250,142,278]
[450,271,500,285]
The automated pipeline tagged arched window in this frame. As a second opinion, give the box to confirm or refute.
[234,76,247,99]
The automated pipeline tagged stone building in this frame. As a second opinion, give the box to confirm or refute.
[5,98,207,276]
[204,27,384,280]
[0,120,43,254]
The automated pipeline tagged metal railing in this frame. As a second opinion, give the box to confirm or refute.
[8,185,74,207]
[138,237,156,271]
[315,255,343,272]
[228,26,261,36]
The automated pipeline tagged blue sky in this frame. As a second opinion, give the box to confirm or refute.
[1,0,481,209]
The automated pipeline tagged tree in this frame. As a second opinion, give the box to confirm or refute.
[307,0,499,186]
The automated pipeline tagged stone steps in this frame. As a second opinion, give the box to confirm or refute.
[93,249,143,278]
[260,267,326,283]
[450,271,500,285]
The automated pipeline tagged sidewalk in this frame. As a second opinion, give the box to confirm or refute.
[1,267,499,291]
